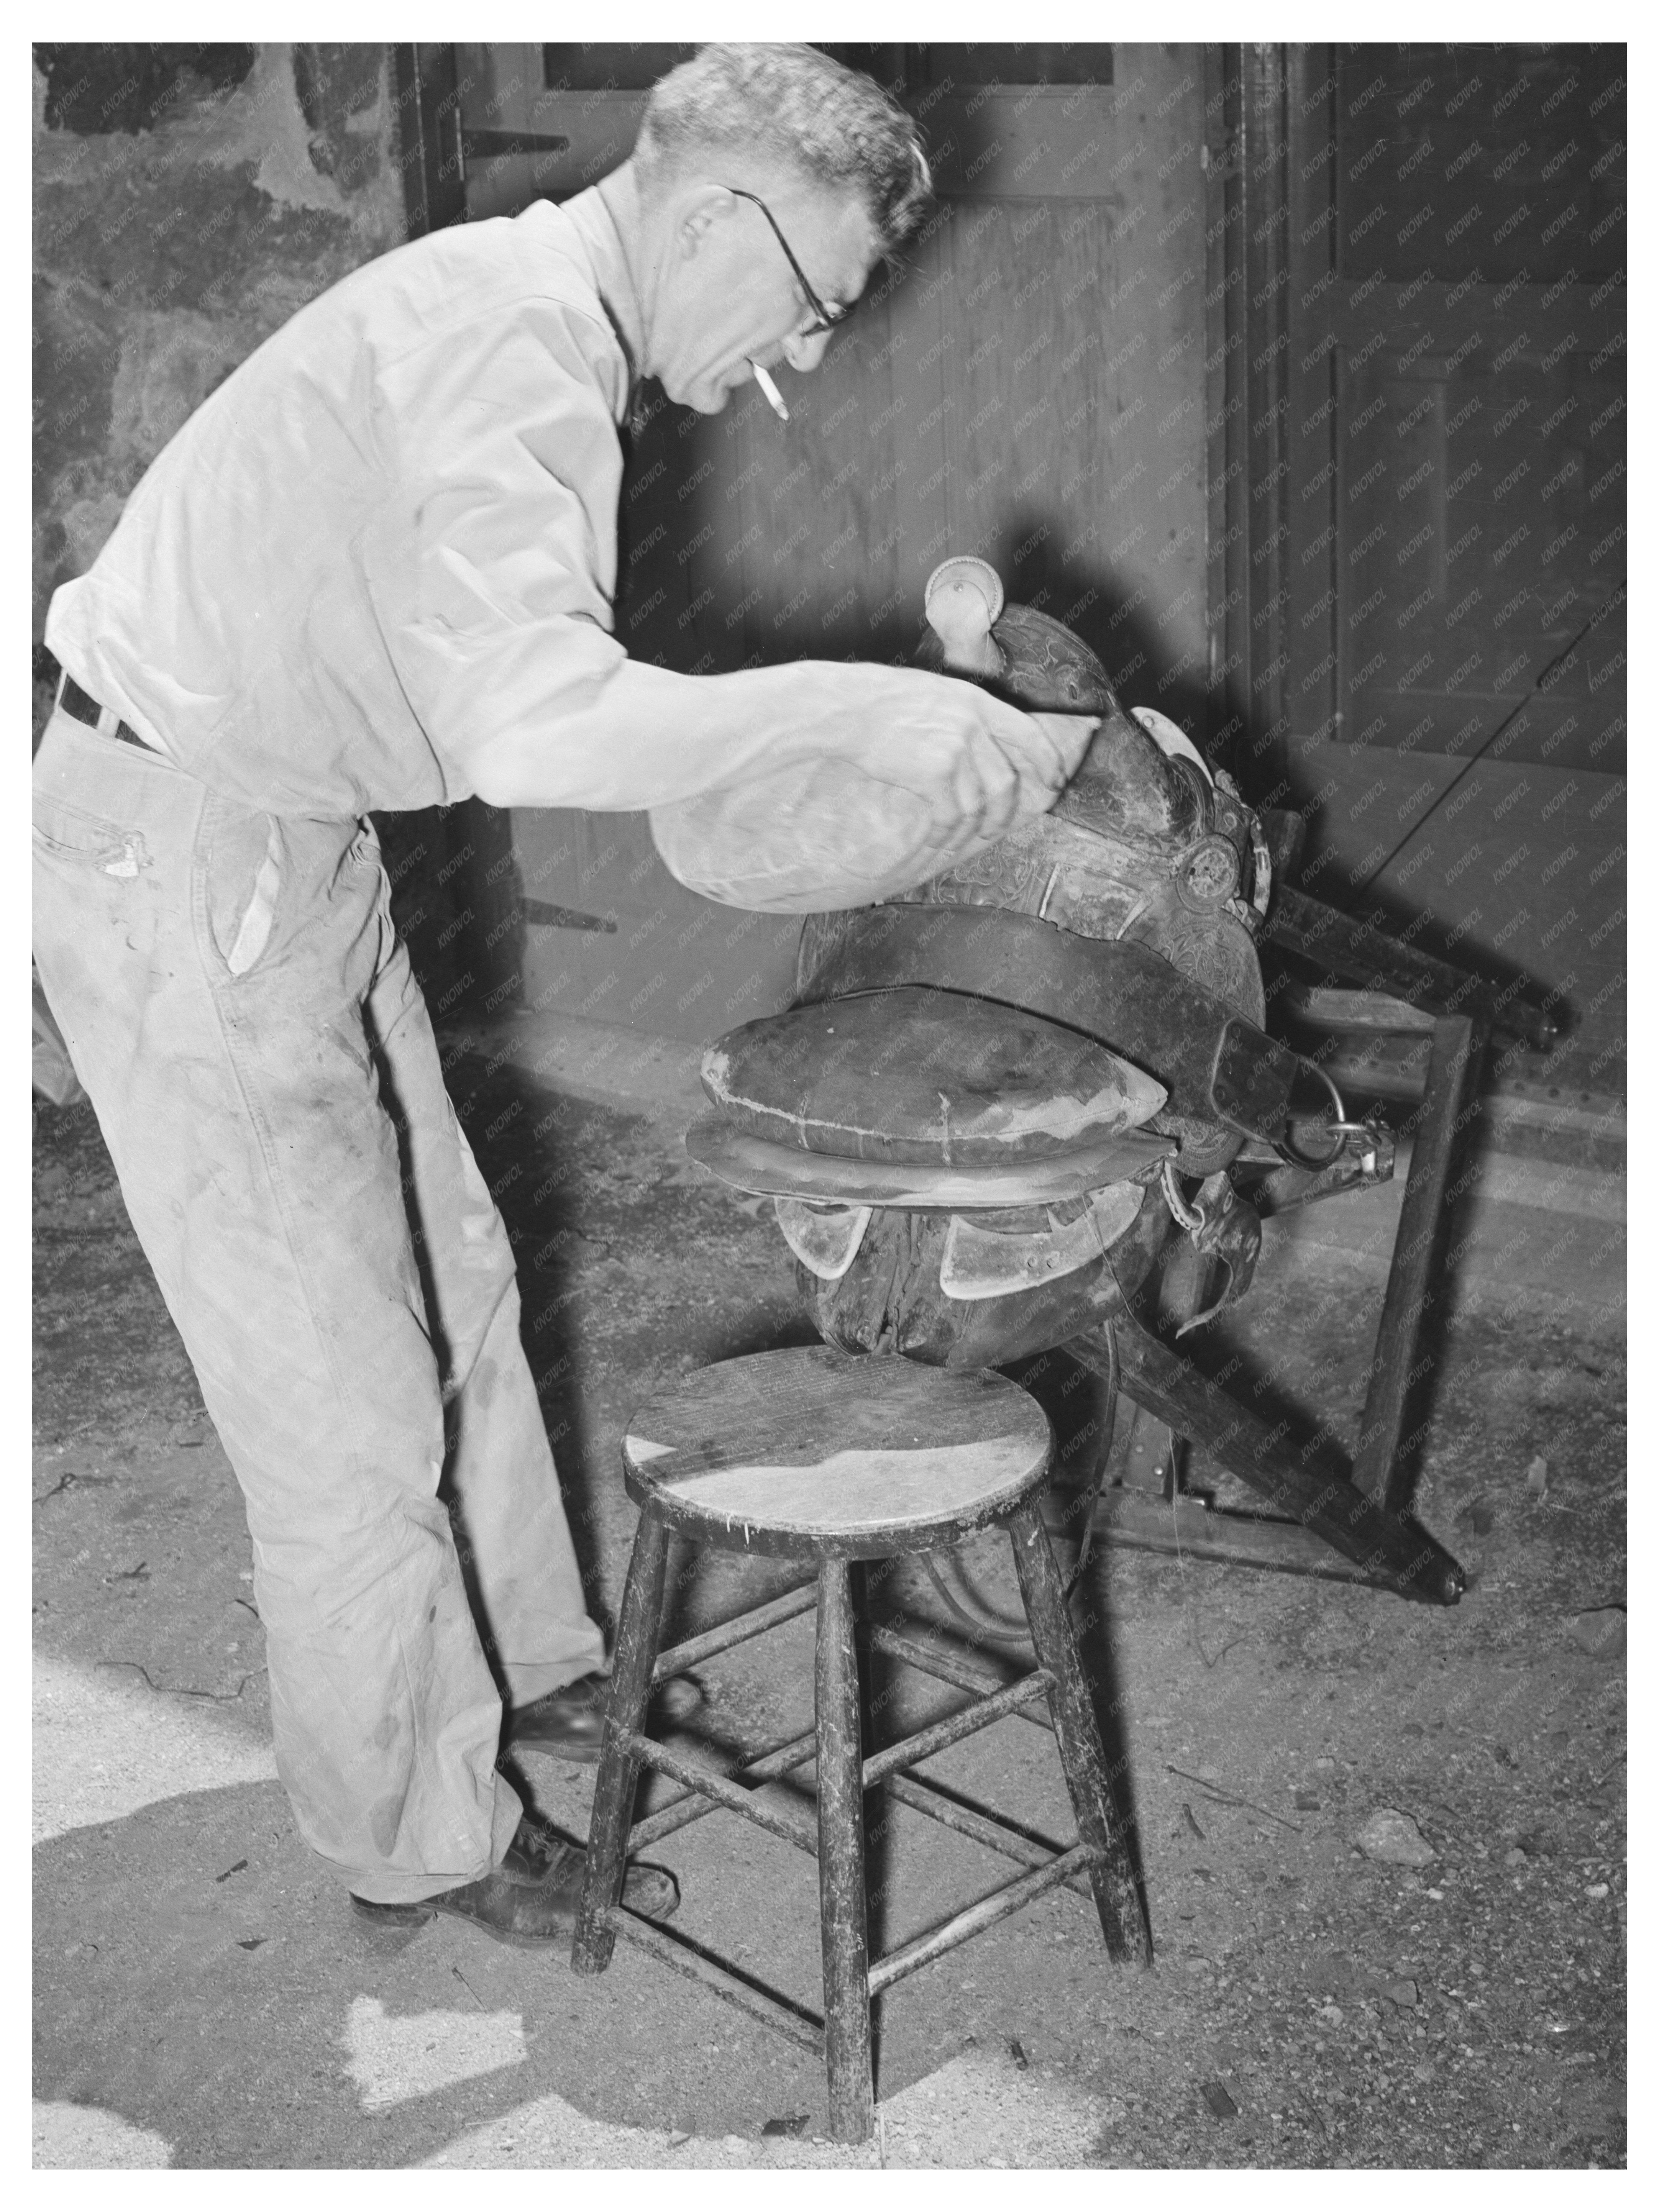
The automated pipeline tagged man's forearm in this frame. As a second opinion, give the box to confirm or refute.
[461,656,871,812]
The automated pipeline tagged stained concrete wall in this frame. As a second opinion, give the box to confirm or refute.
[32,43,405,674]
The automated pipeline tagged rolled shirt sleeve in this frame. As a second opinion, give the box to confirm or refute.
[648,707,1098,913]
[648,762,1005,913]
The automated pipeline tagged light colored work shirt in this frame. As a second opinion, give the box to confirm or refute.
[46,190,644,820]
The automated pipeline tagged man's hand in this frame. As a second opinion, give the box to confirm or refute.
[793,662,1091,851]
[1023,708,1100,790]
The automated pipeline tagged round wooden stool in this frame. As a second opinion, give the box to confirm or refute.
[571,1345,1148,2143]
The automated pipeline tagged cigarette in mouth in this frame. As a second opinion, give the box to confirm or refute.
[749,360,790,421]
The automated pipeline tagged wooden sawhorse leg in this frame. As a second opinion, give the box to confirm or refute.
[1007,1504,1150,1964]
[1353,1011,1490,1512]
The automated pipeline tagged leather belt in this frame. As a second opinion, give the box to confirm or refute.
[58,674,154,753]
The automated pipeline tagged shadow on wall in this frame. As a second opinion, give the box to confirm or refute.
[989,505,1214,764]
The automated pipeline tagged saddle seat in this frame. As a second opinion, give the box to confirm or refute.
[700,986,1168,1168]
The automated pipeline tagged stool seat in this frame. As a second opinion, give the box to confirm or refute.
[622,1345,1052,1556]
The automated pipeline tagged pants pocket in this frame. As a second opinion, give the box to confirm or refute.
[205,810,286,978]
[31,802,152,879]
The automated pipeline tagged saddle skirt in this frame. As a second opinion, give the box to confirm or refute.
[701,987,1167,1168]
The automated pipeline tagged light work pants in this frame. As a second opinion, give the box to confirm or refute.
[32,707,605,1902]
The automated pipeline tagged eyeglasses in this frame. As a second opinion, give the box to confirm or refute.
[722,184,854,340]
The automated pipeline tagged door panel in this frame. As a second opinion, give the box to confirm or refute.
[1290,44,1626,774]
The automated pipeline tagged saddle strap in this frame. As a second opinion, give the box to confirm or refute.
[796,903,1306,1145]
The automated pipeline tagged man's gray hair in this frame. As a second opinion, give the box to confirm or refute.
[635,44,933,256]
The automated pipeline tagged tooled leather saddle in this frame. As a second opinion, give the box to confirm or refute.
[688,558,1334,1370]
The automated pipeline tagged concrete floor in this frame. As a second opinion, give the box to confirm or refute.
[32,1045,1627,2169]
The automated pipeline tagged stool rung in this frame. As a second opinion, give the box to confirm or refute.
[605,1904,825,2055]
[861,1669,1053,1788]
[629,1728,818,1851]
[883,1773,1097,1902]
[866,1842,1098,1998]
[650,1577,818,1686]
[628,1732,819,1855]
[866,1622,1056,1734]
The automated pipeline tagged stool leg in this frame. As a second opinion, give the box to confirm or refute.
[571,1505,672,1976]
[816,1558,875,2143]
[1007,1503,1151,1965]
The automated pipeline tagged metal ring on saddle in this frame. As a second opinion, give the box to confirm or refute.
[1275,1062,1362,1169]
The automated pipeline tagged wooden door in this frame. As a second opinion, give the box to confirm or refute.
[1204,43,1626,1087]
[1292,44,1626,779]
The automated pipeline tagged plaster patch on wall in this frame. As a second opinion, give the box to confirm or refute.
[248,45,360,217]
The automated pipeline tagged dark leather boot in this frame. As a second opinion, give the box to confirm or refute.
[349,1816,677,1951]
[501,1672,610,1762]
